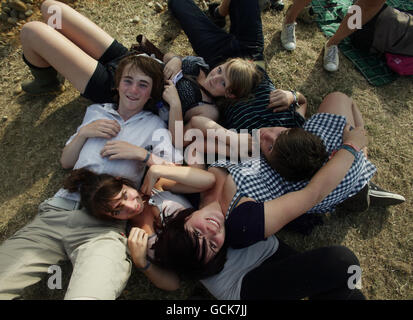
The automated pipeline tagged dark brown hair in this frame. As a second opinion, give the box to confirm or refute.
[267,128,329,182]
[152,208,228,280]
[113,54,164,112]
[63,168,138,220]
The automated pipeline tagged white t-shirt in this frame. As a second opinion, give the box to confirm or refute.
[55,103,183,201]
[201,236,278,300]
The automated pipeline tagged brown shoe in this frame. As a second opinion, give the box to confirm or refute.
[133,35,164,61]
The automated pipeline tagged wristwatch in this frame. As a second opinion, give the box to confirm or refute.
[289,90,299,110]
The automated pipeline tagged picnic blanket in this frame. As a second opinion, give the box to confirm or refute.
[310,0,413,86]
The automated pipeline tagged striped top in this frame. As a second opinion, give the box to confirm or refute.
[223,69,306,133]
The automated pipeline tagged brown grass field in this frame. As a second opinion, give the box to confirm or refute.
[0,0,412,300]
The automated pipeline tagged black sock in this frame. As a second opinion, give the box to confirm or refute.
[22,54,53,70]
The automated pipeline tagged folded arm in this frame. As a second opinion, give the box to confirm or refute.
[60,119,120,169]
[140,164,216,195]
[263,125,367,236]
[128,227,180,291]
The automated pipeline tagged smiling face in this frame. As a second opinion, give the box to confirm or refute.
[203,62,234,98]
[184,202,226,263]
[259,127,289,160]
[117,64,153,117]
[105,184,144,220]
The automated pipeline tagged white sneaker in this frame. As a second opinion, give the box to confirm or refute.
[281,22,297,51]
[323,43,339,72]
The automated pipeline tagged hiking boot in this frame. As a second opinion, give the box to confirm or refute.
[323,42,339,72]
[368,182,406,207]
[281,22,297,51]
[208,3,226,28]
[135,34,164,61]
[21,63,63,95]
[337,183,370,212]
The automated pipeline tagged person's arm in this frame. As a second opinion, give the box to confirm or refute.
[327,0,387,46]
[140,164,216,195]
[262,125,367,236]
[162,80,183,146]
[127,227,180,291]
[295,91,307,118]
[99,140,175,166]
[187,115,253,157]
[60,119,120,169]
[267,89,307,116]
[163,53,182,80]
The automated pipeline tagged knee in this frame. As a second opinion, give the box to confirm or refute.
[325,91,349,101]
[318,91,352,112]
[41,0,61,18]
[20,21,47,44]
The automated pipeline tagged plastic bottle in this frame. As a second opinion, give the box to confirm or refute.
[156,101,169,123]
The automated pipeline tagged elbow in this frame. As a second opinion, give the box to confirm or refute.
[166,282,180,291]
[157,280,180,291]
[206,173,216,189]
[60,157,73,170]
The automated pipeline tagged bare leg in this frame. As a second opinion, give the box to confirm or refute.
[40,0,114,60]
[20,22,98,93]
[20,0,118,93]
[318,92,366,156]
[284,0,312,24]
[217,0,232,17]
[318,92,363,128]
[326,0,386,46]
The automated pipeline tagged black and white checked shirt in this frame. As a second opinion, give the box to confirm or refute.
[211,113,377,216]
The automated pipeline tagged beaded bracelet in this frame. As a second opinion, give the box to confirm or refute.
[339,144,358,158]
[142,150,151,164]
[138,260,151,271]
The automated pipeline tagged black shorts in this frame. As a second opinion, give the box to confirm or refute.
[82,40,129,103]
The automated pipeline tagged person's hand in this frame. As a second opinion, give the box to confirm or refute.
[342,124,368,151]
[267,89,294,112]
[140,165,161,196]
[164,56,182,80]
[100,140,147,160]
[127,227,149,269]
[79,119,120,139]
[162,80,181,107]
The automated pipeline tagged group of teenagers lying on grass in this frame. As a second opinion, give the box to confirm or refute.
[0,0,406,300]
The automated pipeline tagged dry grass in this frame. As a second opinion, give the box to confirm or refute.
[0,0,412,300]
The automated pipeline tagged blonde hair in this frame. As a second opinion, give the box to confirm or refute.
[225,58,262,99]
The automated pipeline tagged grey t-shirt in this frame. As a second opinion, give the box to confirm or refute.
[201,235,279,300]
[146,190,279,300]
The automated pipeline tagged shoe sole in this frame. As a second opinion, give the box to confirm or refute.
[369,190,406,207]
